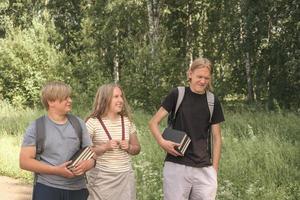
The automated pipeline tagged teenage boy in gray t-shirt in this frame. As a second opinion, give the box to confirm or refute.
[19,81,96,200]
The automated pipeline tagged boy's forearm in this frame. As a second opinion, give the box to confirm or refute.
[20,157,58,175]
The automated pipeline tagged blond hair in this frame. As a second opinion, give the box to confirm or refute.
[41,81,71,110]
[87,83,133,121]
[187,58,213,91]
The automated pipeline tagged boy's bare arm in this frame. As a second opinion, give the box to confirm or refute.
[19,146,75,178]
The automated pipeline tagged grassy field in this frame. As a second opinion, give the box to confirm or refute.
[0,100,299,199]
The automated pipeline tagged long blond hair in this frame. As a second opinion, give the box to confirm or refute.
[187,57,214,91]
[87,83,133,121]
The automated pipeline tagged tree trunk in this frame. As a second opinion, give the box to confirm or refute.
[113,29,120,82]
[113,56,119,83]
[186,2,193,64]
[245,52,254,102]
[240,1,254,103]
[147,0,160,60]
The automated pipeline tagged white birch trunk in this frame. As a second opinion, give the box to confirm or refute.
[147,0,160,59]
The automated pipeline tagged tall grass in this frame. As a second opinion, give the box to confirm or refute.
[0,100,299,199]
[218,110,299,200]
[0,101,42,182]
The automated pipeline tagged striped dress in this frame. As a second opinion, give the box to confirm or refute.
[86,115,136,172]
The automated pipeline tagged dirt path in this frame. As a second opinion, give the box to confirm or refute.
[0,176,32,200]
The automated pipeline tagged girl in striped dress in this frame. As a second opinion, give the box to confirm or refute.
[86,83,141,200]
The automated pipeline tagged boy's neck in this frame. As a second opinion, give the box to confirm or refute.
[47,110,68,124]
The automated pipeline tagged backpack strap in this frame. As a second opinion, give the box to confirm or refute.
[98,116,125,141]
[34,115,46,186]
[67,114,83,148]
[174,87,214,123]
[206,91,215,163]
[169,86,185,127]
[98,117,113,140]
[206,91,215,123]
[34,114,83,185]
[35,115,46,158]
[175,86,185,115]
[35,114,83,155]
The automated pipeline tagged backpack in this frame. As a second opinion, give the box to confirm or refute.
[35,114,83,160]
[167,86,215,160]
[33,114,83,184]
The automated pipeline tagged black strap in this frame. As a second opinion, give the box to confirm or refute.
[35,116,45,157]
[67,114,83,148]
[34,116,45,186]
[35,114,82,156]
[98,116,125,140]
[34,114,83,184]
[121,116,125,140]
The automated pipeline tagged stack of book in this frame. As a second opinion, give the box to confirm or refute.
[67,146,95,170]
[162,127,191,155]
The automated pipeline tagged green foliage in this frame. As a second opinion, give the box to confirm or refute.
[0,133,32,182]
[0,17,71,108]
[0,100,42,135]
[132,110,165,200]
[0,0,299,111]
[121,41,185,111]
[203,0,300,108]
[219,111,300,199]
[1,103,299,199]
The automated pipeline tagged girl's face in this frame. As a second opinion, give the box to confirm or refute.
[108,87,124,114]
[188,67,211,94]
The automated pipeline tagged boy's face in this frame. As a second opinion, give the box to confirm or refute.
[188,67,211,94]
[48,97,72,114]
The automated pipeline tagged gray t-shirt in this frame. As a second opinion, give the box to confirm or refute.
[22,115,92,190]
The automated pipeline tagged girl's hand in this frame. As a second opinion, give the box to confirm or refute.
[106,140,120,151]
[119,140,129,151]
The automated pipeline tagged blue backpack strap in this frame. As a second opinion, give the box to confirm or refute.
[67,114,83,148]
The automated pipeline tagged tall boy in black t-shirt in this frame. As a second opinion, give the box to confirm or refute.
[149,58,225,200]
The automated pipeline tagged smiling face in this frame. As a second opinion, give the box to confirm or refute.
[108,87,124,115]
[188,67,211,94]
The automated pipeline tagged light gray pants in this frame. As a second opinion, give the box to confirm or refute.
[163,162,217,200]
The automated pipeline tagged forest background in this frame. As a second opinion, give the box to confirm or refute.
[0,0,299,110]
[0,0,299,200]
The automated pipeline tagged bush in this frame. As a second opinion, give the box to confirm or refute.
[0,17,71,108]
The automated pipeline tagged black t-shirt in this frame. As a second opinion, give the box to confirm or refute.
[161,87,225,168]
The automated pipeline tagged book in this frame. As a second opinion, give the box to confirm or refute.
[162,127,191,155]
[67,146,95,170]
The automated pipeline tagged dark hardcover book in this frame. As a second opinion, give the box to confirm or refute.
[162,127,191,155]
[67,146,95,170]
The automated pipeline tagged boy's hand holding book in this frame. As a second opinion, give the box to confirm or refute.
[161,128,191,156]
[71,159,95,176]
[67,146,95,172]
[159,138,183,157]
